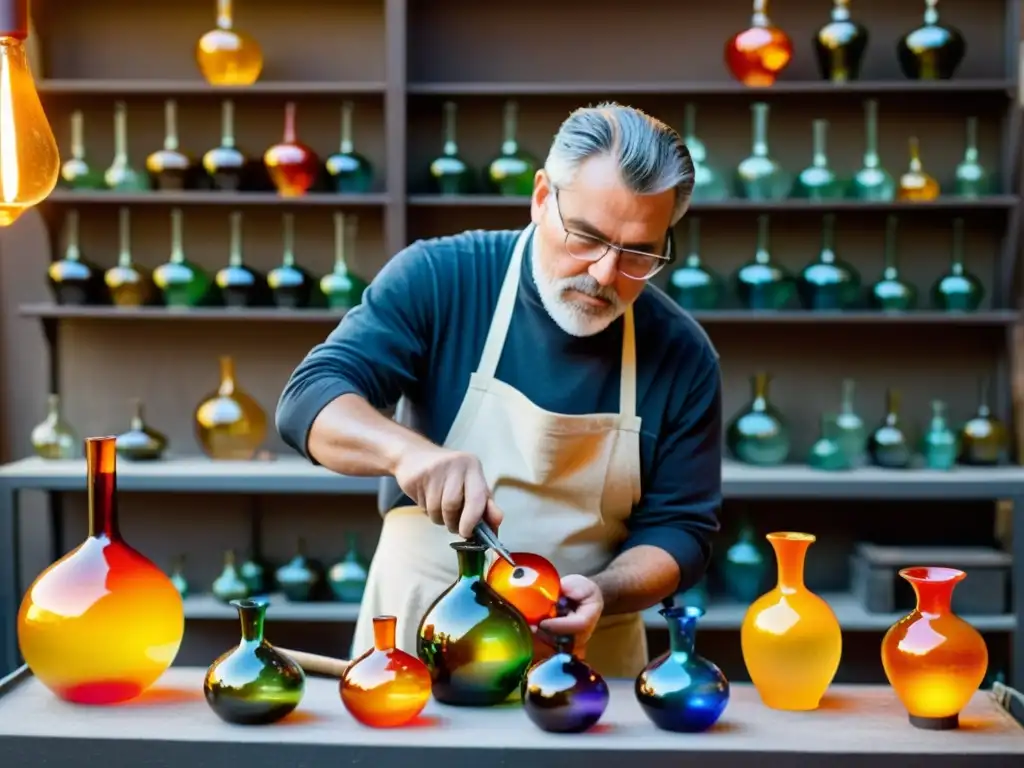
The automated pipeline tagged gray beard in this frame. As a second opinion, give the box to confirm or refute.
[529,242,626,338]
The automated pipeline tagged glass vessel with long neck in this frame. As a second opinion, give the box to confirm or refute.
[813,0,868,82]
[30,394,78,459]
[60,111,104,190]
[958,377,1008,466]
[736,103,790,200]
[196,0,264,86]
[683,103,728,201]
[870,216,916,310]
[265,102,320,197]
[793,119,843,200]
[320,213,369,310]
[726,372,790,466]
[48,209,106,306]
[487,100,536,196]
[797,214,860,310]
[18,436,185,703]
[921,400,958,471]
[104,101,149,191]
[429,101,474,195]
[931,218,983,312]
[850,100,895,201]
[104,207,155,307]
[194,355,268,461]
[215,211,268,307]
[897,0,965,80]
[667,218,723,310]
[733,215,795,310]
[868,389,912,469]
[326,100,374,193]
[897,136,940,201]
[953,116,989,197]
[203,100,247,191]
[268,212,317,309]
[146,100,192,191]
[724,0,793,87]
[808,414,850,471]
[835,378,867,467]
[153,208,213,308]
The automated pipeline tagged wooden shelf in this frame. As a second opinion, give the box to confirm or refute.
[407,195,1020,211]
[405,79,1016,97]
[44,191,390,207]
[17,305,1021,327]
[38,80,388,96]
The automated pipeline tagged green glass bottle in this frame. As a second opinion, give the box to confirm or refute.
[870,216,917,311]
[850,100,896,201]
[169,555,190,599]
[212,550,250,603]
[734,215,795,310]
[667,218,723,310]
[921,399,958,470]
[429,101,474,195]
[931,218,983,312]
[868,389,912,469]
[808,413,851,471]
[153,208,213,308]
[215,211,269,308]
[47,209,107,306]
[953,116,989,198]
[204,598,306,725]
[835,378,867,467]
[726,372,790,466]
[103,101,150,191]
[735,103,790,201]
[813,0,869,82]
[417,541,534,706]
[60,110,104,190]
[792,119,843,201]
[798,214,861,310]
[104,207,156,307]
[721,522,767,603]
[320,212,369,311]
[30,394,78,460]
[958,377,1009,466]
[327,532,369,603]
[683,103,728,202]
[487,100,536,196]
[268,212,318,309]
[326,100,374,194]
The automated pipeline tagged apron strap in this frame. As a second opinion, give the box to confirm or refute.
[619,306,637,419]
[476,225,532,379]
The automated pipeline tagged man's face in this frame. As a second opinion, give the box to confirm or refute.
[529,154,675,337]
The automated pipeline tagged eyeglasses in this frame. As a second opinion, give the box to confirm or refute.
[551,188,673,281]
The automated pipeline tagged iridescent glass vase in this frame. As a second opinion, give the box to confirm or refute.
[522,634,609,733]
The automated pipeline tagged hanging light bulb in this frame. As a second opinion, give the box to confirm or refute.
[0,0,59,227]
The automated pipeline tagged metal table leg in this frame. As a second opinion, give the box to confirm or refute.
[0,482,20,676]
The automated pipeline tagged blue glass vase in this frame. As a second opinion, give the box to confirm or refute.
[521,634,609,733]
[635,606,729,733]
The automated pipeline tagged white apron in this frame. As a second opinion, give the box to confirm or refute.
[352,224,648,678]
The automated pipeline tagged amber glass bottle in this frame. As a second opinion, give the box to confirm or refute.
[724,0,793,87]
[196,0,264,87]
[104,208,155,307]
[194,356,268,461]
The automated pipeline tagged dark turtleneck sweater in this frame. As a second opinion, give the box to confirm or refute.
[276,229,722,591]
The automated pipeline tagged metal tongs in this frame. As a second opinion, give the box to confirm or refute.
[473,521,516,567]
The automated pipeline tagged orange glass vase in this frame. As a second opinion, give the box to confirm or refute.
[486,552,562,625]
[341,615,432,728]
[740,532,841,711]
[881,567,988,730]
[17,436,185,704]
[725,0,793,87]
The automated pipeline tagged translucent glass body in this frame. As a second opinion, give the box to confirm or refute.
[486,552,561,625]
[521,637,609,733]
[724,0,793,87]
[194,355,267,460]
[195,0,263,86]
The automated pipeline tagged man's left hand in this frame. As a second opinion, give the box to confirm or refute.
[537,574,603,651]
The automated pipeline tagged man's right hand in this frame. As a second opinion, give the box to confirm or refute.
[393,444,503,539]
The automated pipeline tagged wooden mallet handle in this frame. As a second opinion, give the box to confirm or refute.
[277,647,351,678]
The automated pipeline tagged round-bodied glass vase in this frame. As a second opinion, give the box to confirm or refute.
[636,606,729,733]
[881,567,988,730]
[741,532,842,711]
[342,615,432,728]
[486,551,562,625]
[204,598,306,724]
[521,633,609,733]
[17,436,184,704]
[417,541,534,706]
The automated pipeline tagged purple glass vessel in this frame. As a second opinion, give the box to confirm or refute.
[520,634,609,733]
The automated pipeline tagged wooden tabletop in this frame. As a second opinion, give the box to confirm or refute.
[0,667,1021,768]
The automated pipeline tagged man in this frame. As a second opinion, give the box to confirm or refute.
[276,102,722,678]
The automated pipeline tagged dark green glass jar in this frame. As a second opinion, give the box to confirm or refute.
[868,389,912,469]
[726,372,790,466]
[666,218,723,310]
[797,214,861,310]
[734,215,796,310]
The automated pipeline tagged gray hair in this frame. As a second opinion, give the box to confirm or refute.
[544,102,694,225]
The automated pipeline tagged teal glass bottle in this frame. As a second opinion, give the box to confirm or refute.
[667,218,723,310]
[429,101,474,195]
[325,100,374,194]
[953,117,989,198]
[267,212,318,309]
[870,216,917,311]
[726,372,790,466]
[320,212,370,311]
[808,414,851,471]
[204,598,306,725]
[169,555,189,599]
[275,538,325,602]
[487,100,536,196]
[212,550,249,603]
[868,389,912,469]
[736,103,790,200]
[683,103,729,202]
[931,218,983,312]
[734,215,796,310]
[798,214,861,310]
[721,522,768,603]
[850,100,896,201]
[835,378,867,467]
[327,532,369,603]
[792,119,843,201]
[153,208,213,308]
[921,400,958,470]
[417,541,533,706]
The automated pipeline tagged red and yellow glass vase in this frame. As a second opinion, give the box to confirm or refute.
[486,552,563,625]
[17,436,185,704]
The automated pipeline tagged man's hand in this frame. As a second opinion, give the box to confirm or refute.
[393,444,503,538]
[538,574,603,651]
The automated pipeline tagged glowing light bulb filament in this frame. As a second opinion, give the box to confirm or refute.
[0,43,20,204]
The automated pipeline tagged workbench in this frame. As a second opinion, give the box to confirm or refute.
[0,666,1022,767]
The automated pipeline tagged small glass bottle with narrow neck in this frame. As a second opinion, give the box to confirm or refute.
[793,119,842,200]
[798,213,860,310]
[734,214,795,310]
[897,136,939,201]
[487,100,536,196]
[736,102,790,200]
[931,217,983,312]
[429,101,474,195]
[60,110,104,190]
[202,100,246,192]
[195,0,264,87]
[667,217,723,310]
[726,372,791,466]
[320,213,369,311]
[146,99,193,191]
[326,100,374,193]
[684,103,728,201]
[104,207,155,307]
[868,389,912,469]
[48,209,105,306]
[268,212,317,309]
[953,116,989,198]
[214,211,268,308]
[104,101,149,191]
[835,378,867,467]
[851,100,895,201]
[870,215,917,311]
[154,209,212,308]
[30,393,79,459]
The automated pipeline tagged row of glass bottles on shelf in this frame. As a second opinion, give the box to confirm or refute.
[728,375,1008,471]
[31,356,269,463]
[48,208,368,310]
[688,101,987,203]
[669,214,983,312]
[731,0,966,86]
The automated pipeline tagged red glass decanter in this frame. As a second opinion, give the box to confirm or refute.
[725,0,793,87]
[264,102,319,197]
[486,551,563,625]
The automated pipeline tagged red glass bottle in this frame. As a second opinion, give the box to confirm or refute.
[264,102,319,197]
[341,615,432,728]
[17,436,185,704]
[486,552,562,625]
[725,0,793,87]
